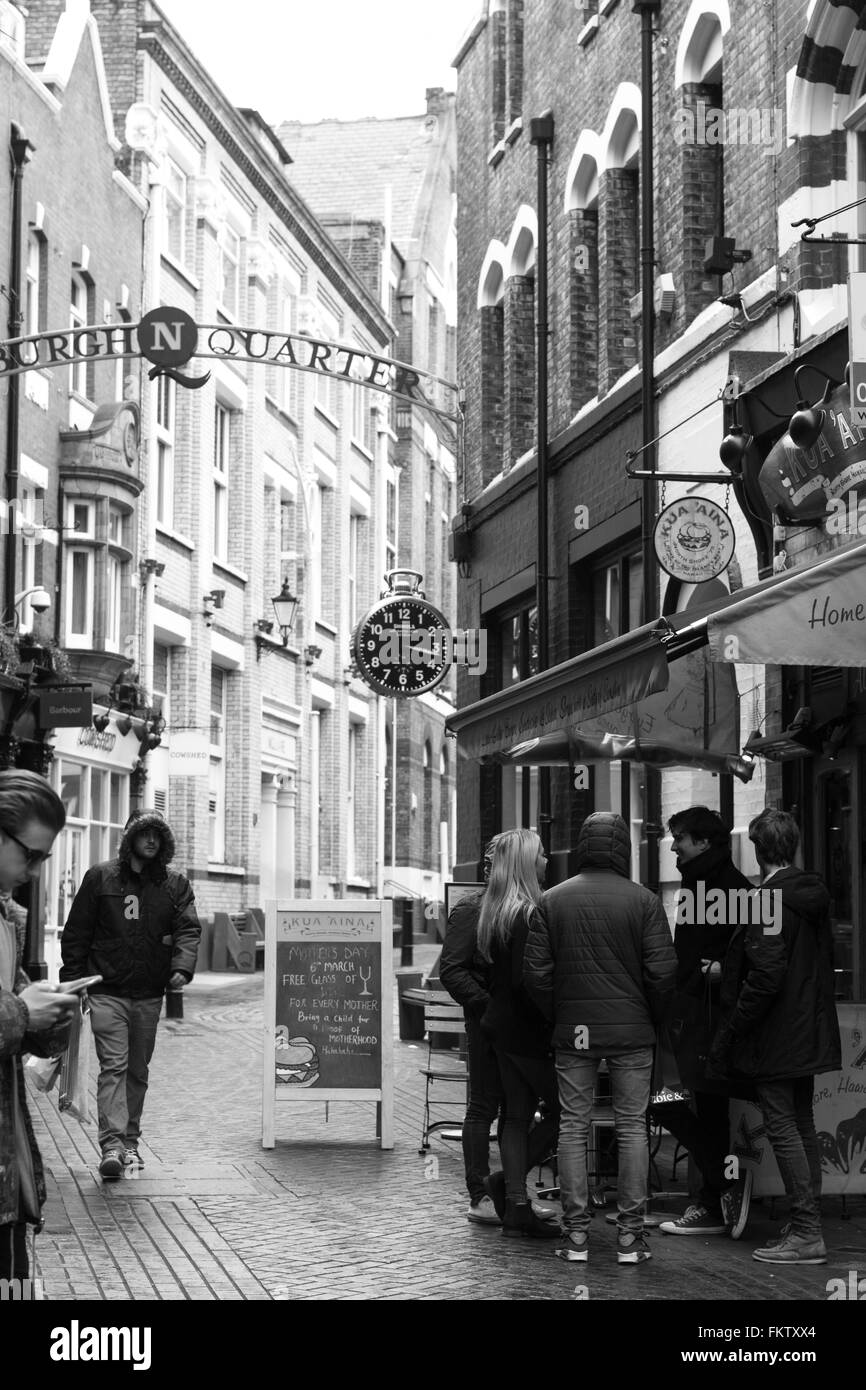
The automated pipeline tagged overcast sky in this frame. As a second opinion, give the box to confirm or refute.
[158,0,477,125]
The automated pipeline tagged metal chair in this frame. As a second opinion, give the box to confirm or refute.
[418,990,468,1153]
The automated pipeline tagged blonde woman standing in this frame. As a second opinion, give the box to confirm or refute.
[478,829,560,1239]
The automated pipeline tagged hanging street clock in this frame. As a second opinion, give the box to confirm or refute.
[351,570,452,697]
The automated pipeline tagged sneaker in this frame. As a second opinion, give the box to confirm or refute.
[482,1171,507,1222]
[658,1203,727,1236]
[98,1149,127,1179]
[467,1196,500,1225]
[617,1230,652,1264]
[555,1231,589,1262]
[124,1146,144,1170]
[720,1169,753,1240]
[752,1233,826,1265]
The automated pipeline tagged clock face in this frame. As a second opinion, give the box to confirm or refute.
[352,596,452,697]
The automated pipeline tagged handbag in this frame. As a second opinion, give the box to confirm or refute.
[24,1052,63,1093]
[665,961,721,1092]
[651,1018,690,1106]
[58,997,93,1123]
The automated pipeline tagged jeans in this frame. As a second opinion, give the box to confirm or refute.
[556,1048,654,1234]
[653,1090,731,1213]
[89,994,164,1153]
[755,1076,822,1240]
[462,1015,503,1205]
[496,1051,560,1203]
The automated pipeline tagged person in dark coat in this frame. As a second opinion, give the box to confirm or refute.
[525,812,677,1265]
[0,771,77,1288]
[60,808,201,1180]
[439,836,503,1224]
[657,806,755,1238]
[476,829,560,1240]
[706,809,841,1266]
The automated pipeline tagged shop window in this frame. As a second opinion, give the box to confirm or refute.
[590,547,643,646]
[49,760,127,928]
[209,667,227,862]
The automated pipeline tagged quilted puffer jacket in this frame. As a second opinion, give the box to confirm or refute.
[0,896,70,1227]
[60,811,200,999]
[524,812,677,1055]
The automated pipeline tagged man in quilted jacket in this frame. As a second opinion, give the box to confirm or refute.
[0,770,78,1287]
[60,808,201,1179]
[525,812,676,1265]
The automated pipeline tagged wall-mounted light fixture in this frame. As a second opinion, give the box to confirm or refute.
[115,714,132,737]
[718,364,844,467]
[304,643,322,667]
[203,589,225,625]
[254,617,275,662]
[271,579,299,646]
[139,558,165,583]
[92,712,111,734]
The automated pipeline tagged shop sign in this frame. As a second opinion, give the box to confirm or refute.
[758,381,866,521]
[168,731,209,777]
[77,726,117,753]
[653,496,735,582]
[38,688,92,728]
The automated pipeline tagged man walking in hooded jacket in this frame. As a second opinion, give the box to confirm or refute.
[60,809,201,1178]
[524,813,677,1265]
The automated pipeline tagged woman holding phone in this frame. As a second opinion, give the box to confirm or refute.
[0,771,77,1289]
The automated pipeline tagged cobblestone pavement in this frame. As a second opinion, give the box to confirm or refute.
[25,956,866,1303]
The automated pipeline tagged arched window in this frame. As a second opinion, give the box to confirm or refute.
[477,242,507,485]
[504,207,537,468]
[599,86,641,391]
[564,133,602,410]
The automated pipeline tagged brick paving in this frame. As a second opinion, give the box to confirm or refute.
[23,955,866,1302]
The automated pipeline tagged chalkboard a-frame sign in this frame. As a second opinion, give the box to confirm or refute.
[262,901,394,1149]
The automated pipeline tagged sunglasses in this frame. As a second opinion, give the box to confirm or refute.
[1,827,52,868]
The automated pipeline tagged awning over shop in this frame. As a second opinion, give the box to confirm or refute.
[445,621,670,761]
[706,537,866,666]
[502,646,754,782]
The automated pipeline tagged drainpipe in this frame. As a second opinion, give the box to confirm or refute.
[4,125,34,624]
[635,1,662,892]
[529,111,554,859]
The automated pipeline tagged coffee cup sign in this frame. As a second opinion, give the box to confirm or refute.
[261,901,393,1149]
[653,496,735,583]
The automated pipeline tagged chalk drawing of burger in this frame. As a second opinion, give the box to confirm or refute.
[275,1034,320,1087]
[678,520,712,552]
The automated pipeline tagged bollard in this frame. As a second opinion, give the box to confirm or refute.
[165,987,184,1020]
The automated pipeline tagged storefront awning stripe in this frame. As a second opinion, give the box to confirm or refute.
[706,537,866,666]
[445,621,670,761]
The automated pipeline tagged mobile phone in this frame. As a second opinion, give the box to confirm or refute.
[61,975,103,994]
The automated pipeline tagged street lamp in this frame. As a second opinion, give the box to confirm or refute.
[271,579,299,646]
[13,586,51,630]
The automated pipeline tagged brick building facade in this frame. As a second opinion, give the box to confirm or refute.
[449,0,866,1002]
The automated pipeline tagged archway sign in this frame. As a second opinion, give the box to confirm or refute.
[0,306,461,423]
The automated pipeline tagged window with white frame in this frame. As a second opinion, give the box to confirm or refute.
[164,159,187,264]
[49,761,127,927]
[273,286,298,414]
[315,302,340,417]
[347,722,359,881]
[309,481,323,620]
[213,403,230,560]
[106,506,125,651]
[155,372,174,527]
[25,231,44,337]
[17,482,40,630]
[69,273,89,398]
[152,643,170,722]
[385,476,398,574]
[64,500,95,645]
[209,666,227,862]
[348,512,361,627]
[219,225,241,317]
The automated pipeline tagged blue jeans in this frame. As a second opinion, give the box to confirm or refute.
[89,995,164,1153]
[556,1048,654,1234]
[755,1076,822,1240]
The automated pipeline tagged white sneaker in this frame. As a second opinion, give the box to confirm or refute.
[467,1196,500,1225]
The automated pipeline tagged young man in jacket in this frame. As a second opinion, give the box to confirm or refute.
[706,809,841,1265]
[658,806,754,1238]
[0,771,78,1286]
[60,808,201,1179]
[525,812,677,1265]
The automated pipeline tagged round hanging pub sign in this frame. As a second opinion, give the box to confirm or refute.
[653,495,735,583]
